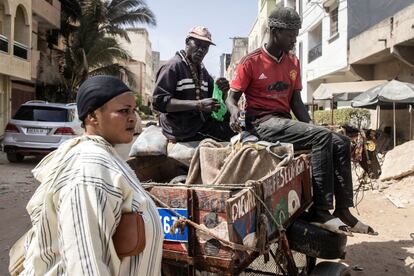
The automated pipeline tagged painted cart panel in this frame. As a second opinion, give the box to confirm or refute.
[143,155,312,273]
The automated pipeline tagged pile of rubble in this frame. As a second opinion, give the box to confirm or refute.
[375,140,414,208]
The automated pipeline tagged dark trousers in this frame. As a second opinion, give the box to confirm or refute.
[250,117,353,210]
[180,118,236,142]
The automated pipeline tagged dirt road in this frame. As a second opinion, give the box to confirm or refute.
[341,176,414,275]
[0,151,413,275]
[0,153,38,274]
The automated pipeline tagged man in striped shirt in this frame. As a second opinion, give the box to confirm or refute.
[152,26,235,142]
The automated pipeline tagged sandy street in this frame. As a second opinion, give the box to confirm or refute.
[0,151,413,275]
[0,153,39,275]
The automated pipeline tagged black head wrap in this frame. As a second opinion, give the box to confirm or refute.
[76,75,131,121]
[268,7,302,30]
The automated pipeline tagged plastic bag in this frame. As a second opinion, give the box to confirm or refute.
[211,83,228,121]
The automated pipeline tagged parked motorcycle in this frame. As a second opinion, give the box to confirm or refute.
[340,124,382,180]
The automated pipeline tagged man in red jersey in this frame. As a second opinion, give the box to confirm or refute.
[226,7,376,235]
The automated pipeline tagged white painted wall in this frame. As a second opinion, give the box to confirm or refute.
[297,0,350,104]
[248,0,278,52]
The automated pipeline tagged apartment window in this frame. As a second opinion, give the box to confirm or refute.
[330,6,339,38]
[0,34,8,53]
[14,41,28,59]
[308,22,322,63]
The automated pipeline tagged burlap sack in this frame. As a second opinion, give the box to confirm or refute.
[186,139,293,185]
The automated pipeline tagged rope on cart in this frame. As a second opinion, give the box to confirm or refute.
[145,180,300,274]
[147,192,260,252]
[246,182,283,232]
[146,182,287,253]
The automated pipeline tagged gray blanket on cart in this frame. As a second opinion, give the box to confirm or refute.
[186,138,294,185]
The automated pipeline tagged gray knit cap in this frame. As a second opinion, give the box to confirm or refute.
[268,7,302,30]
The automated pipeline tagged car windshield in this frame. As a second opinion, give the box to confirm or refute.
[13,106,70,122]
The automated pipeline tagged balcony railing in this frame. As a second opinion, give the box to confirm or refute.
[308,43,322,63]
[13,41,29,60]
[0,34,8,53]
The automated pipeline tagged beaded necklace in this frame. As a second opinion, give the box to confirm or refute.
[180,50,204,100]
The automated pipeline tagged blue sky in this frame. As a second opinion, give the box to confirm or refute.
[146,0,258,78]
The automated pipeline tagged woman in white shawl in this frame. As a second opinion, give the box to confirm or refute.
[19,75,163,276]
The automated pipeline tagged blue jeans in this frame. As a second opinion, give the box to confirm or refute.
[250,116,354,210]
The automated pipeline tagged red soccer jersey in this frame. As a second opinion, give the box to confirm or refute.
[230,46,302,119]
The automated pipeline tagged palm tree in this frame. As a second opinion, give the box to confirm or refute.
[41,0,156,101]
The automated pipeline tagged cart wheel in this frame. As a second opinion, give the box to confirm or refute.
[169,175,187,184]
[7,153,24,163]
[310,262,351,276]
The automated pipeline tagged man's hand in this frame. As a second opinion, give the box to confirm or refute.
[226,89,244,133]
[215,77,230,93]
[197,98,221,113]
[229,110,243,132]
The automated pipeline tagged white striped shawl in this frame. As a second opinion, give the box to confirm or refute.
[20,135,163,276]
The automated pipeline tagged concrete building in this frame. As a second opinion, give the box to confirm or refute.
[248,0,297,52]
[225,37,249,80]
[152,51,167,78]
[348,2,414,141]
[219,53,231,78]
[297,0,414,108]
[297,0,356,107]
[248,0,277,52]
[119,28,154,106]
[0,0,60,137]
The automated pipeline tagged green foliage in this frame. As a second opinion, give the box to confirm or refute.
[135,93,152,117]
[39,0,156,102]
[313,108,371,128]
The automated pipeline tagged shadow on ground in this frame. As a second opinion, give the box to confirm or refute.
[342,239,414,275]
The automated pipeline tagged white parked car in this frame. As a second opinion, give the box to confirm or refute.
[2,100,82,162]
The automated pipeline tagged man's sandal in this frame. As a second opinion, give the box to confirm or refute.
[349,221,378,235]
[311,218,353,236]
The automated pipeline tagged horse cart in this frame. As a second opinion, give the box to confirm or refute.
[127,128,350,275]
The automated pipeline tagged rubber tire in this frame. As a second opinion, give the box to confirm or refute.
[168,175,187,184]
[310,261,352,276]
[286,219,347,260]
[7,153,24,163]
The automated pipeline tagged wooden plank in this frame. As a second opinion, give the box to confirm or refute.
[260,157,308,199]
[143,155,313,273]
[193,188,231,213]
[256,157,310,236]
[148,186,188,209]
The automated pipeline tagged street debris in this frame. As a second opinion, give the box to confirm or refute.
[385,195,406,208]
[380,140,414,181]
[352,265,364,271]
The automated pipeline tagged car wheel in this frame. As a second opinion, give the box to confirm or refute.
[7,153,24,163]
[286,219,347,260]
[310,261,351,276]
